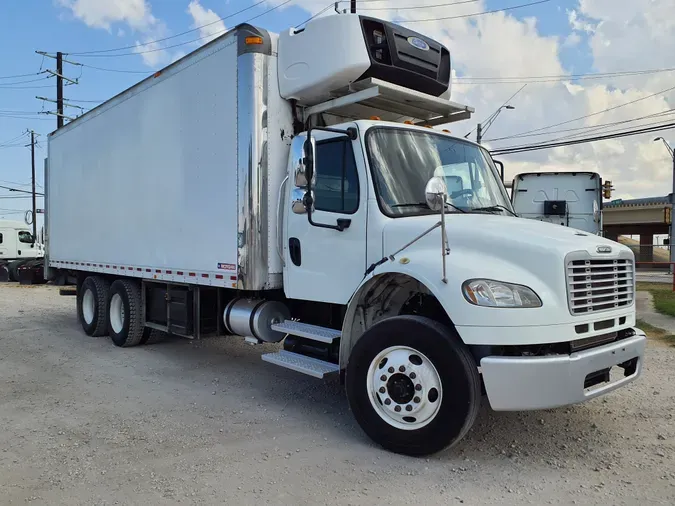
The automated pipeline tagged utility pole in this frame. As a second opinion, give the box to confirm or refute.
[35,51,80,129]
[30,130,37,244]
[56,52,64,129]
[476,123,483,144]
[351,0,356,13]
[654,137,675,272]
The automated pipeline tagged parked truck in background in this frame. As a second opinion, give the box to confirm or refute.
[0,219,43,281]
[510,172,603,235]
[44,14,645,456]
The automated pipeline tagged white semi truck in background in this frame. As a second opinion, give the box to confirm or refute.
[45,14,645,456]
[509,172,604,235]
[0,219,43,281]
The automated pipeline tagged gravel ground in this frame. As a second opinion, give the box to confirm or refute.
[1,284,674,505]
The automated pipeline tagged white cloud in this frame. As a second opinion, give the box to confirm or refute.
[57,0,156,31]
[58,0,172,68]
[187,0,226,44]
[563,31,581,47]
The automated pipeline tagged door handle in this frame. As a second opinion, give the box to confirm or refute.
[289,237,301,266]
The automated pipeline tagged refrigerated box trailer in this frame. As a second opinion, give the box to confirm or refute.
[46,14,645,456]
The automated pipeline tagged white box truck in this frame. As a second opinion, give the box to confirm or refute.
[45,14,645,456]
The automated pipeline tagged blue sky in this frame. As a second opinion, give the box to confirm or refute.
[0,0,672,222]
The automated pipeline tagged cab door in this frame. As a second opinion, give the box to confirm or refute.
[283,126,368,304]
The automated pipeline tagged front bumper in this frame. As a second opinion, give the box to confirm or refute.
[480,329,646,411]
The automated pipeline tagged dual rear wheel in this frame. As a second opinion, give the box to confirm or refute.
[77,276,159,347]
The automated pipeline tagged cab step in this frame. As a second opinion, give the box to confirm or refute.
[270,320,341,344]
[261,350,340,379]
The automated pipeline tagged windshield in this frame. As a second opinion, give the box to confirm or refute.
[366,128,513,217]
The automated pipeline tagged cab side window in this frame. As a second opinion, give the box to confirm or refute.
[314,139,359,214]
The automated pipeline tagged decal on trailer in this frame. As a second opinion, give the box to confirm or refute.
[217,263,236,271]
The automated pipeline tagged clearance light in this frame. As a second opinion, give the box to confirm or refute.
[370,116,381,120]
[245,36,264,45]
[404,120,414,125]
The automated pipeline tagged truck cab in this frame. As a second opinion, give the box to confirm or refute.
[0,220,41,262]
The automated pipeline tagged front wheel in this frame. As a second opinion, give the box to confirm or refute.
[346,316,481,456]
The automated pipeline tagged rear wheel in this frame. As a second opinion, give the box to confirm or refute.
[76,276,111,336]
[346,316,481,456]
[108,279,145,348]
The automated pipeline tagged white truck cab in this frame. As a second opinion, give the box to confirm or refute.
[46,13,645,456]
[0,220,41,262]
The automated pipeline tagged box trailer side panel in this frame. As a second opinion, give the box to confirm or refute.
[48,35,243,285]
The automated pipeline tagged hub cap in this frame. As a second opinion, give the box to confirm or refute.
[367,346,442,430]
[109,293,125,334]
[82,288,95,325]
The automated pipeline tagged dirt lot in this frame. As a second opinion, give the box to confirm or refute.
[1,284,674,505]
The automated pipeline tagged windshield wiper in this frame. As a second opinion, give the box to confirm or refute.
[392,202,467,214]
[471,205,518,217]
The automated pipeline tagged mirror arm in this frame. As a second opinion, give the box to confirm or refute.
[304,193,351,232]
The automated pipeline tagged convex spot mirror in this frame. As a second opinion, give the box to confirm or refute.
[425,176,448,211]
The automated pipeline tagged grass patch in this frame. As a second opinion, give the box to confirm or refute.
[636,318,675,346]
[636,282,675,318]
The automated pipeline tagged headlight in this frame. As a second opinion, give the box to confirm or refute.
[462,279,542,308]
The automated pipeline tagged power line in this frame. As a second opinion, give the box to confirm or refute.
[0,71,47,80]
[454,66,675,82]
[0,74,50,86]
[350,0,481,10]
[65,0,285,56]
[490,83,675,141]
[483,109,675,142]
[0,184,44,196]
[0,132,29,147]
[0,84,53,90]
[401,0,551,24]
[78,63,153,74]
[490,121,675,156]
[296,3,335,27]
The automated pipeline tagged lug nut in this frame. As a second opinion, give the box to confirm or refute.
[399,366,406,372]
[379,387,386,394]
[415,384,422,391]
[413,396,421,403]
[388,367,395,374]
[406,405,413,412]
[409,372,416,379]
[394,405,401,412]
[380,375,387,381]
[384,398,391,405]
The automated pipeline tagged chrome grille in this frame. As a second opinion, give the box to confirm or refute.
[567,258,634,315]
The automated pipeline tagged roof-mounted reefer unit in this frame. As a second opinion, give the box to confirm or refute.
[278,14,451,106]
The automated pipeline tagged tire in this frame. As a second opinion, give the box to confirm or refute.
[140,328,167,345]
[108,279,145,348]
[8,259,27,282]
[76,276,111,336]
[345,315,481,456]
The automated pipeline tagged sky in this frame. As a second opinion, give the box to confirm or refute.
[1,0,674,226]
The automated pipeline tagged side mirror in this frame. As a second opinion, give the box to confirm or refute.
[295,137,316,189]
[291,187,310,214]
[425,176,448,211]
